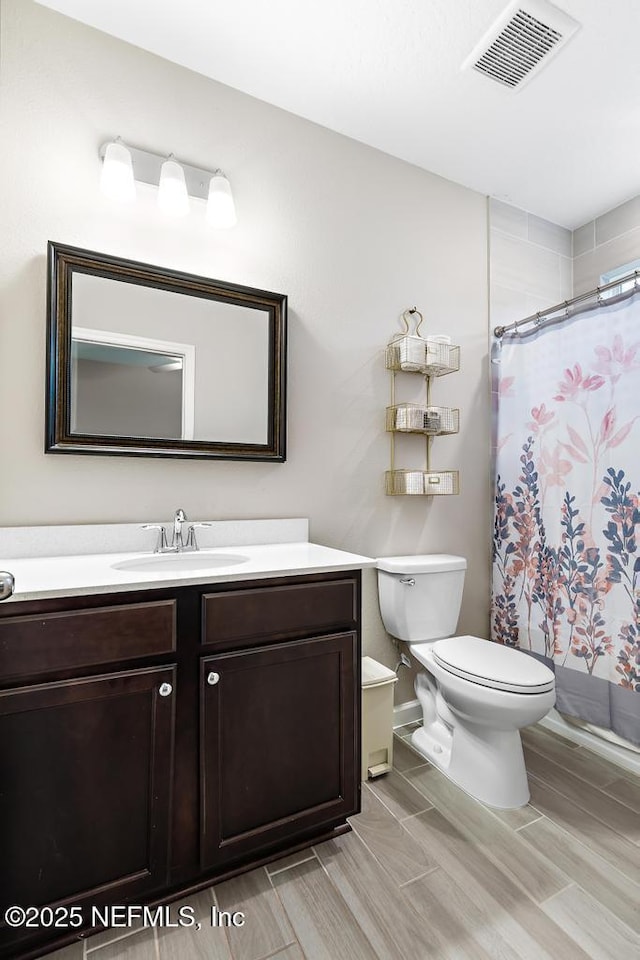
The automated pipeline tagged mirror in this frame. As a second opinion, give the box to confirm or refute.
[46,243,287,460]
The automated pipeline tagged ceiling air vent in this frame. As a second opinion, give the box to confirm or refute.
[462,0,580,90]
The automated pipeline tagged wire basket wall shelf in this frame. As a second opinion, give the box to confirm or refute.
[386,307,460,497]
[385,338,460,377]
[385,469,460,496]
[386,403,459,435]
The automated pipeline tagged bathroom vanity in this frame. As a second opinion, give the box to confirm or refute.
[0,522,372,959]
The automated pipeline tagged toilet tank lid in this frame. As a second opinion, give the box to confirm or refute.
[376,554,467,574]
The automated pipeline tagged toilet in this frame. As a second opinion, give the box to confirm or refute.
[377,554,556,809]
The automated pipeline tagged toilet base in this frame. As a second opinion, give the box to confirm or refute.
[411,720,530,809]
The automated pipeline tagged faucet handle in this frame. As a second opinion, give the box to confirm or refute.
[142,523,169,553]
[184,522,213,552]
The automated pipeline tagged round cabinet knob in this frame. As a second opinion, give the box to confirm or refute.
[158,682,173,697]
[207,671,220,686]
[0,572,15,601]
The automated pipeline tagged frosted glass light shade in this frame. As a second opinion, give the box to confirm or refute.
[158,158,189,216]
[100,141,135,202]
[206,172,237,228]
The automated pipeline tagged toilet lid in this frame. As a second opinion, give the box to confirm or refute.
[431,636,555,693]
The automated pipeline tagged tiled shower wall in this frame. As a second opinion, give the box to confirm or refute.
[573,194,640,294]
[490,193,640,332]
[489,198,573,336]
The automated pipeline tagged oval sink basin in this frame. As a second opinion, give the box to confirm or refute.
[113,553,249,573]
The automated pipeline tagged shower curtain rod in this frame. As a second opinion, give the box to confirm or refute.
[493,268,640,339]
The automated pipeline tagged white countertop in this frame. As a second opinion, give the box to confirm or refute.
[1,541,376,603]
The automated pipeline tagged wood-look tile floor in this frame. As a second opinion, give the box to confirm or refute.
[51,724,640,960]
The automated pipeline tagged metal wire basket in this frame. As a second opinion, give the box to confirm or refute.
[386,404,459,435]
[385,469,460,496]
[385,339,460,377]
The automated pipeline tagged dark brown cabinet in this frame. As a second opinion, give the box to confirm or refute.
[0,570,361,960]
[200,631,358,868]
[0,665,175,959]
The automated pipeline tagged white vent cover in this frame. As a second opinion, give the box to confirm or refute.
[462,0,580,90]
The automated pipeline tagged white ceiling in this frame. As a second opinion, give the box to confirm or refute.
[36,0,640,228]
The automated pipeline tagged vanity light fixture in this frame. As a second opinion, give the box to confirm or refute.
[157,156,190,217]
[207,171,237,228]
[148,358,184,373]
[99,138,136,203]
[99,139,237,227]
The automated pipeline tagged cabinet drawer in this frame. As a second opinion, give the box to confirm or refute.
[202,577,357,649]
[0,600,176,682]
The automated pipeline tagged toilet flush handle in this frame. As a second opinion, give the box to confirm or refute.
[400,577,415,586]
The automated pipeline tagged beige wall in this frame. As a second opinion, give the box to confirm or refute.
[0,1,491,701]
[573,195,640,294]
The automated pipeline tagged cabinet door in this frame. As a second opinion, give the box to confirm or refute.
[0,666,175,936]
[200,632,358,869]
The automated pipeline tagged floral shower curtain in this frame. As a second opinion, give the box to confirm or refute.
[492,287,640,746]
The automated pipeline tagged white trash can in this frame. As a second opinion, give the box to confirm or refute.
[361,656,398,779]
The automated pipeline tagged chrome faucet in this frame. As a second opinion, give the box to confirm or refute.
[173,508,187,550]
[142,509,213,553]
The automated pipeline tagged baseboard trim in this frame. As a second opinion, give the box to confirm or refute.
[539,710,640,777]
[393,699,421,728]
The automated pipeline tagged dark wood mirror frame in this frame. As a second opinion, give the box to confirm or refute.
[46,242,287,461]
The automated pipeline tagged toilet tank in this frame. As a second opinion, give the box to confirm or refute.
[376,555,466,642]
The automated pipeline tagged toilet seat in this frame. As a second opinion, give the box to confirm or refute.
[431,636,555,694]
